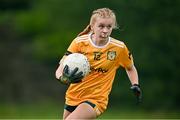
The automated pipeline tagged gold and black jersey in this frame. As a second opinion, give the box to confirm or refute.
[64,33,133,113]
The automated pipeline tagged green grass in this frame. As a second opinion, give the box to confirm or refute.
[0,102,179,119]
[0,102,62,119]
[99,109,180,119]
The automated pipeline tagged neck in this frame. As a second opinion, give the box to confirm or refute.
[91,34,109,46]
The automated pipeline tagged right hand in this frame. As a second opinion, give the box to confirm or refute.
[130,84,142,104]
[59,65,83,85]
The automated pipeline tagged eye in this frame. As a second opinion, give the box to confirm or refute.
[107,25,112,29]
[98,24,104,29]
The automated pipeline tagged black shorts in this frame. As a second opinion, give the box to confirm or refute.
[64,101,96,112]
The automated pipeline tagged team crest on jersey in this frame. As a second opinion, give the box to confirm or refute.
[107,51,116,61]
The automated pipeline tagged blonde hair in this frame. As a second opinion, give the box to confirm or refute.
[78,8,118,36]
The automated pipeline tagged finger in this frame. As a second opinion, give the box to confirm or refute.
[73,77,83,83]
[64,65,69,74]
[70,67,78,76]
[137,92,142,104]
[73,75,84,80]
[137,97,142,104]
[135,90,141,96]
[73,71,83,78]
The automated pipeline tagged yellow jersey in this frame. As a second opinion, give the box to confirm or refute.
[65,33,133,114]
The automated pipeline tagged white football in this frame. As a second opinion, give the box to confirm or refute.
[63,53,90,77]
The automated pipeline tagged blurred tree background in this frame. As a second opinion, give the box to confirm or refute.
[0,0,180,119]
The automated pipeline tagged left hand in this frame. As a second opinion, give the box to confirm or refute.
[59,65,83,85]
[130,84,142,104]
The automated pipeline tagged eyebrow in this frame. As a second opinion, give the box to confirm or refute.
[98,23,113,26]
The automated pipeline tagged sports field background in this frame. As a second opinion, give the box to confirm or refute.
[0,101,179,119]
[0,0,179,119]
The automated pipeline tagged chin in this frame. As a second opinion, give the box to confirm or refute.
[100,36,109,39]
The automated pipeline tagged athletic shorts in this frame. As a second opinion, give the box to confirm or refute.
[64,101,101,116]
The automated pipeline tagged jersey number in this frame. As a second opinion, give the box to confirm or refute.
[94,52,102,61]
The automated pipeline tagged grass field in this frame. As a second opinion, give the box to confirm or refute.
[0,102,179,119]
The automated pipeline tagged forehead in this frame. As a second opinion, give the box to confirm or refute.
[95,17,114,25]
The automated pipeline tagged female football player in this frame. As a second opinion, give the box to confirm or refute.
[55,8,142,120]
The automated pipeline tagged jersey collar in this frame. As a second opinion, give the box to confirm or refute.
[88,33,110,48]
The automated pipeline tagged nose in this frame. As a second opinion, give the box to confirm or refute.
[102,27,109,33]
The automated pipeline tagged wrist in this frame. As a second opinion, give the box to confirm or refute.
[59,76,70,85]
[132,84,140,87]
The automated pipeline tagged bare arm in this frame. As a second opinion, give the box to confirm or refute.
[125,65,139,85]
[55,56,66,79]
[126,65,142,103]
[55,65,63,79]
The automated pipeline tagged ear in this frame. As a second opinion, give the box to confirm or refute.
[90,25,93,30]
[90,25,94,33]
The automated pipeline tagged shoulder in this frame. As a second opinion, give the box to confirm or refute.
[74,34,89,43]
[110,37,126,48]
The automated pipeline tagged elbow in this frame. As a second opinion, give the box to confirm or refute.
[126,64,135,71]
[55,70,59,79]
[55,66,63,79]
[55,69,61,79]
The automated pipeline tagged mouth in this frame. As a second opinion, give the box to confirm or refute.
[100,34,109,38]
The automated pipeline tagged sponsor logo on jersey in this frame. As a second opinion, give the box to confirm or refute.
[107,51,116,61]
[91,67,108,73]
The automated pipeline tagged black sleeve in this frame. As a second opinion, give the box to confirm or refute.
[64,51,72,56]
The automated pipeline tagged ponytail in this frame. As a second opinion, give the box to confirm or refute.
[78,24,91,36]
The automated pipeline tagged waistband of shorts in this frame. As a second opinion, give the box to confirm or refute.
[64,100,102,116]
